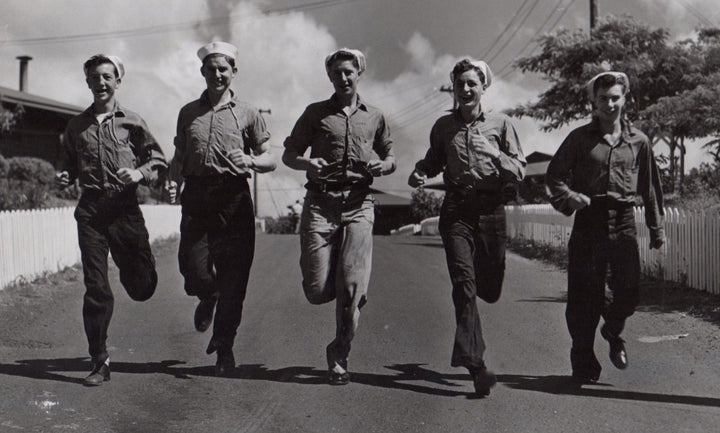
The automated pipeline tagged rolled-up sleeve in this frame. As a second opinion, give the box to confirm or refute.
[497,117,526,182]
[59,127,79,183]
[245,110,271,152]
[132,118,167,184]
[284,108,313,156]
[373,113,394,161]
[415,122,446,178]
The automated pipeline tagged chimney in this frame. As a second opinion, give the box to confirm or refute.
[16,55,33,92]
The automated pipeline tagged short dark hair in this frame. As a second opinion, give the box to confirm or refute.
[593,73,628,95]
[83,55,119,78]
[201,54,236,69]
[451,59,486,85]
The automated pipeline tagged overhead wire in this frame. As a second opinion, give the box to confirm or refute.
[0,0,360,46]
[494,0,577,79]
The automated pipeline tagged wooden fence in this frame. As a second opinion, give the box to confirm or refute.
[0,205,181,290]
[505,204,720,295]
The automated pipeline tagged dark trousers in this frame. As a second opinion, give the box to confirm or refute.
[178,176,255,350]
[75,189,158,363]
[438,192,506,371]
[566,204,639,378]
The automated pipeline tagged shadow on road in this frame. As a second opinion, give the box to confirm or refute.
[499,374,720,407]
[3,358,719,406]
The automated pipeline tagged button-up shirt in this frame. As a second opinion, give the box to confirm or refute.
[415,110,526,191]
[284,94,394,185]
[172,91,270,179]
[546,118,664,238]
[61,103,167,191]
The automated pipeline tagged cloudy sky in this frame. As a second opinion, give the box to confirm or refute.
[1,0,718,216]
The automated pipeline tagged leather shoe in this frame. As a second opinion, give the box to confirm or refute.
[601,325,628,370]
[571,371,599,386]
[84,362,110,386]
[215,349,235,377]
[328,370,350,385]
[470,368,497,397]
[194,294,218,332]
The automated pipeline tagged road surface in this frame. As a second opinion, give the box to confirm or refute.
[0,235,719,432]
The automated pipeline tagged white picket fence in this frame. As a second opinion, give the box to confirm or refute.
[0,205,182,290]
[505,204,720,295]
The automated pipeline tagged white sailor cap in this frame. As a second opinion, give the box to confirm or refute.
[450,58,493,88]
[83,54,125,79]
[586,71,630,99]
[197,41,238,62]
[325,48,367,75]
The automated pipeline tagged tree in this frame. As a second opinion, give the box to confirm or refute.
[409,188,443,222]
[506,16,720,195]
[0,104,25,135]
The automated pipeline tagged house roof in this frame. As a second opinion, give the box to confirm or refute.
[369,187,412,207]
[0,86,84,116]
[526,151,553,163]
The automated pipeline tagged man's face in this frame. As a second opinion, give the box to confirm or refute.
[85,63,120,104]
[328,59,360,99]
[453,69,485,110]
[594,84,626,122]
[201,55,236,98]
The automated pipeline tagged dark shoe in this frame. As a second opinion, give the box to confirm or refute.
[601,325,628,370]
[194,294,218,332]
[84,361,110,386]
[470,368,497,397]
[215,349,235,377]
[328,370,350,385]
[571,371,599,386]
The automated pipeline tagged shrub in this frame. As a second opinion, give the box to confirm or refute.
[7,157,55,185]
[264,215,295,234]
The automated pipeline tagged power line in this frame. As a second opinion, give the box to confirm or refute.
[486,0,541,64]
[495,0,577,79]
[673,0,716,28]
[480,0,533,59]
[1,0,359,46]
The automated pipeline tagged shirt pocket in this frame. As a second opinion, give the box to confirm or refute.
[225,131,246,153]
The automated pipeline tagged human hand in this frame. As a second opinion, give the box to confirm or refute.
[650,233,666,250]
[117,168,144,184]
[164,180,178,204]
[367,160,384,177]
[55,171,70,188]
[408,169,427,188]
[470,132,500,160]
[306,157,329,176]
[568,193,591,210]
[227,149,254,170]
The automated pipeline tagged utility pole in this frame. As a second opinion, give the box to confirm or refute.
[254,108,272,217]
[590,0,598,36]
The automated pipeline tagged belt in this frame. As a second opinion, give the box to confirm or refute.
[305,180,370,193]
[590,195,633,210]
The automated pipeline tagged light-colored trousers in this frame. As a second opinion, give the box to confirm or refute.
[299,189,375,370]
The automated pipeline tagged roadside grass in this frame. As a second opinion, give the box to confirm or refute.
[507,238,720,327]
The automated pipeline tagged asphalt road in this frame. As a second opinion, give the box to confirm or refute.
[0,234,719,433]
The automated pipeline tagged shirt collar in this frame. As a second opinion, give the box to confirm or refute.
[589,116,637,139]
[329,93,368,112]
[199,89,238,108]
[451,107,486,125]
[83,100,126,118]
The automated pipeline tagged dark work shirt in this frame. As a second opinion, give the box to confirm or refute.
[284,94,394,185]
[546,118,664,239]
[415,110,526,192]
[62,103,167,191]
[171,90,270,180]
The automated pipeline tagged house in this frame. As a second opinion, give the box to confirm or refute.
[369,187,412,235]
[0,56,83,167]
